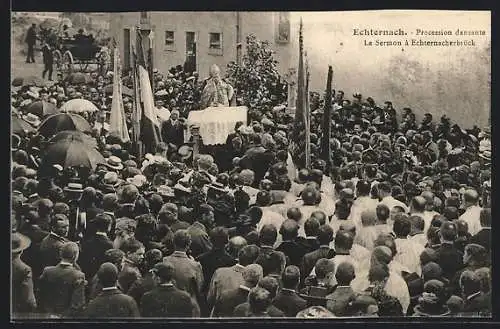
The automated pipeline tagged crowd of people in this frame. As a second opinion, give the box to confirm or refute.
[11,52,492,319]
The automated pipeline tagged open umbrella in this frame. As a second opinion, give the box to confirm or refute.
[104,84,134,97]
[48,130,98,149]
[60,99,99,114]
[12,76,46,87]
[12,114,36,135]
[40,139,105,170]
[66,72,93,85]
[38,113,92,137]
[26,100,58,117]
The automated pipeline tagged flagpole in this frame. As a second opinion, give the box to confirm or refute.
[131,45,143,160]
[147,29,155,91]
[322,66,333,169]
[304,51,311,169]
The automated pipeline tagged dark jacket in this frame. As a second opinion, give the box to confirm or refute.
[115,203,136,219]
[233,301,285,317]
[275,240,309,267]
[435,242,464,281]
[127,272,157,305]
[212,285,250,317]
[118,259,142,295]
[196,248,237,294]
[187,222,213,259]
[296,236,320,254]
[462,291,491,316]
[240,146,275,185]
[140,284,195,317]
[255,246,286,277]
[25,26,37,45]
[161,120,184,147]
[325,286,356,316]
[39,232,68,270]
[79,233,113,280]
[20,225,49,279]
[84,288,140,318]
[470,228,491,253]
[12,257,37,316]
[273,288,308,317]
[37,263,86,317]
[300,246,336,283]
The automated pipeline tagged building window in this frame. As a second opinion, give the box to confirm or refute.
[164,31,175,50]
[276,12,290,44]
[140,12,148,19]
[209,32,223,55]
[209,32,222,49]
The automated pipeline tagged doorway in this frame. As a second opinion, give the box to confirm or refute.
[185,31,197,73]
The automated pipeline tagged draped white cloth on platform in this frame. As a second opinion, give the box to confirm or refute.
[186,106,247,145]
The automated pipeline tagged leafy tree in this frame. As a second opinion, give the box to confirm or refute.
[226,34,287,118]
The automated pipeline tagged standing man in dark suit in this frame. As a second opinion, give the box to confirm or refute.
[25,23,37,63]
[41,41,54,81]
[435,222,464,281]
[37,242,86,318]
[161,109,185,150]
[470,208,491,253]
[39,214,70,270]
[300,225,335,283]
[118,238,145,295]
[79,213,114,283]
[12,232,37,318]
[140,262,196,317]
[196,226,237,297]
[273,265,308,317]
[275,220,308,267]
[163,230,204,316]
[84,263,140,318]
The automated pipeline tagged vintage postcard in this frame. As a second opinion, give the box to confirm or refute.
[10,10,491,320]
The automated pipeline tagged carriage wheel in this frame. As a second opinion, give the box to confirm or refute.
[79,62,89,72]
[62,51,74,74]
[53,50,63,71]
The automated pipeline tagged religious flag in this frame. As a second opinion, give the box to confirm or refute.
[135,28,161,154]
[109,47,130,143]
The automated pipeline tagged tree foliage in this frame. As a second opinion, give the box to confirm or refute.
[226,34,287,116]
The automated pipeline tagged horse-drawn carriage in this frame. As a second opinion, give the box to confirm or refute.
[53,35,109,75]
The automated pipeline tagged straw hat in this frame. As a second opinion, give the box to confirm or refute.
[126,174,148,188]
[105,156,124,171]
[103,171,120,187]
[178,145,193,161]
[63,182,84,193]
[12,232,31,253]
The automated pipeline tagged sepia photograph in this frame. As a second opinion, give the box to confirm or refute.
[10,10,491,320]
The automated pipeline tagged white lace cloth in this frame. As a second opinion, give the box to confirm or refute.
[186,106,248,145]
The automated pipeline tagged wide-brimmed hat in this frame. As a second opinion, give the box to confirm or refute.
[178,145,193,160]
[126,174,148,188]
[103,171,120,187]
[63,182,84,193]
[23,113,41,127]
[12,232,31,253]
[105,156,124,170]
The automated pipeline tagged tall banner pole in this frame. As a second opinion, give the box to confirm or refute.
[322,66,333,168]
[304,52,311,169]
[147,29,155,91]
